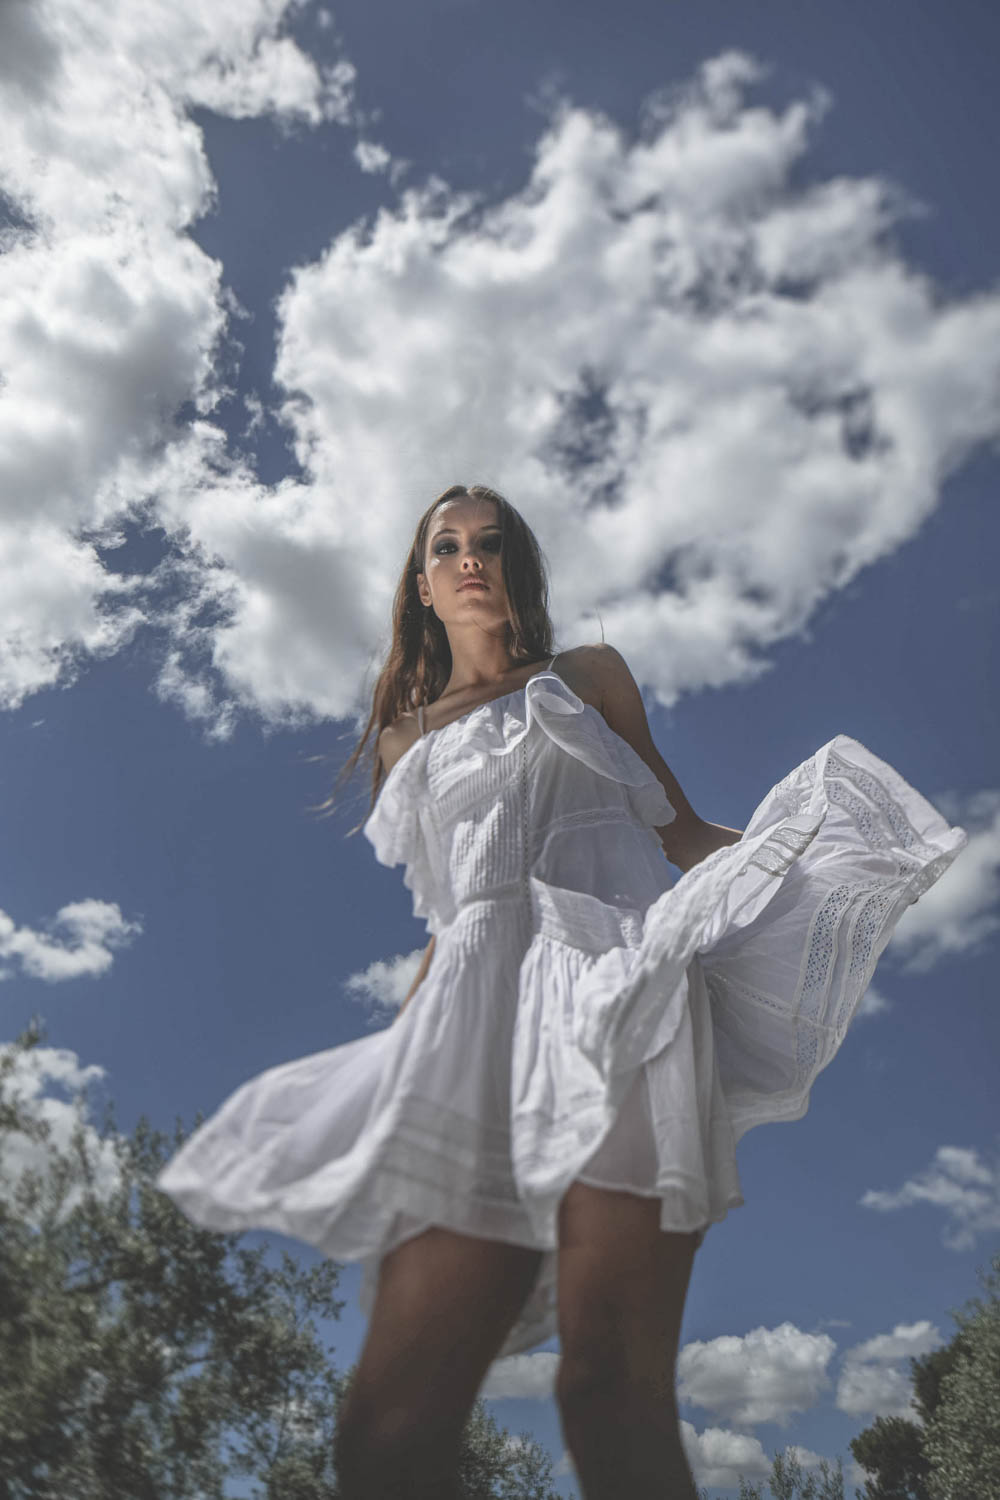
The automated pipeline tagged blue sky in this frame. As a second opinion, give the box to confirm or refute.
[1,0,998,1493]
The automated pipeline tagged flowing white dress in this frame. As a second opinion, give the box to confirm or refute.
[155,656,967,1358]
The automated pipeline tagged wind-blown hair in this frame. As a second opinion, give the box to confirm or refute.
[312,484,555,833]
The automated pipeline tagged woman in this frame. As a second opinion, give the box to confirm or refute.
[156,483,967,1500]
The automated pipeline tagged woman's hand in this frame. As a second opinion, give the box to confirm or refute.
[660,815,744,873]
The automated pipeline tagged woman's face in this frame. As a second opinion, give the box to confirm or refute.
[416,496,509,626]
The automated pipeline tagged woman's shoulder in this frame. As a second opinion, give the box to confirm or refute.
[555,643,606,713]
[377,711,421,776]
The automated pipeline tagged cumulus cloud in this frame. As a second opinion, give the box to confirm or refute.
[889,789,1000,970]
[3,33,999,741]
[679,1422,825,1490]
[255,49,1000,725]
[485,1313,878,1490]
[342,946,427,1025]
[0,1041,121,1221]
[0,899,142,982]
[564,1395,848,1491]
[854,981,892,1020]
[859,1143,1000,1251]
[353,138,400,179]
[677,1320,836,1428]
[836,1319,943,1422]
[0,0,356,712]
[481,1350,560,1400]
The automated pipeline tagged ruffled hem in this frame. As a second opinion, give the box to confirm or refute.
[154,1011,736,1362]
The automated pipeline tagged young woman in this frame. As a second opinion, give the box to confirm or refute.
[157,483,967,1500]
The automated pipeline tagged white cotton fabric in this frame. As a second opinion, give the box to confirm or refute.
[156,666,967,1358]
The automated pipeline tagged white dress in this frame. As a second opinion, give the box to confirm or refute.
[155,655,967,1358]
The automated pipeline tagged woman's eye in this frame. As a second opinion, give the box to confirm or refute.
[435,536,501,555]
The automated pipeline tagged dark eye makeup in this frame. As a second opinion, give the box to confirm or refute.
[433,534,502,555]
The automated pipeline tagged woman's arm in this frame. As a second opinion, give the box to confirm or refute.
[588,644,744,874]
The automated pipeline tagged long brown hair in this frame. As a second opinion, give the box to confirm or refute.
[310,484,556,834]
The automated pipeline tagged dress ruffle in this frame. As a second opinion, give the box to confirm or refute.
[363,672,677,894]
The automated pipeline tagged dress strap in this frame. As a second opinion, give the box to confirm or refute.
[547,651,561,671]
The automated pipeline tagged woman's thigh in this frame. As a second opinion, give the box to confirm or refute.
[341,1225,544,1439]
[555,1181,700,1402]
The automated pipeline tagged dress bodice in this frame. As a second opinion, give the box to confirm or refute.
[362,668,677,940]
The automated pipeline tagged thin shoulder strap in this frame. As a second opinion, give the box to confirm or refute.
[416,703,425,737]
[547,651,561,671]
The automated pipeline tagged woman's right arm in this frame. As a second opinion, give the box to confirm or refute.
[395,935,435,1023]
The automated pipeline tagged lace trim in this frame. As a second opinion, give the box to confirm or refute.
[826,749,941,858]
[796,881,847,1024]
[746,822,818,876]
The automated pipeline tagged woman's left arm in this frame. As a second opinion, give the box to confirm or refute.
[588,643,744,875]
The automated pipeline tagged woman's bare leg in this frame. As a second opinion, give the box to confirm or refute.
[555,1181,701,1500]
[334,1225,544,1499]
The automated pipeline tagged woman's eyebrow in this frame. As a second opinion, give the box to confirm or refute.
[431,524,502,539]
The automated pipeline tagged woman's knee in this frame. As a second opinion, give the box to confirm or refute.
[555,1184,700,1408]
[555,1345,680,1420]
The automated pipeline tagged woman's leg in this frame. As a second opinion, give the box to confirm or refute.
[555,1180,702,1500]
[334,1225,544,1499]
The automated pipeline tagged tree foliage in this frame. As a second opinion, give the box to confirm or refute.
[849,1254,1000,1500]
[696,1447,846,1500]
[5,1016,996,1500]
[920,1254,1000,1499]
[0,1019,559,1499]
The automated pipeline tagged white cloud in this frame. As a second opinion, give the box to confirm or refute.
[481,1350,560,1400]
[836,1319,943,1421]
[342,946,426,1025]
[855,981,892,1020]
[262,51,999,709]
[677,1320,836,1428]
[0,0,356,712]
[354,139,391,173]
[571,1418,838,1492]
[679,1422,825,1490]
[484,1341,844,1492]
[0,1041,121,1221]
[889,790,1000,970]
[2,36,999,742]
[0,899,142,982]
[859,1144,1000,1252]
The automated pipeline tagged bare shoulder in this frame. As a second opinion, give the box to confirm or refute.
[377,711,421,776]
[576,641,701,837]
[554,643,607,711]
[558,641,632,711]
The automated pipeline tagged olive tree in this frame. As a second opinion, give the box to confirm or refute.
[0,1019,558,1499]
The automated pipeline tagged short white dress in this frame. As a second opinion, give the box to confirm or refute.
[155,654,967,1358]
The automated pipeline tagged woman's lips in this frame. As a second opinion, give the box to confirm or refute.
[458,580,488,591]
